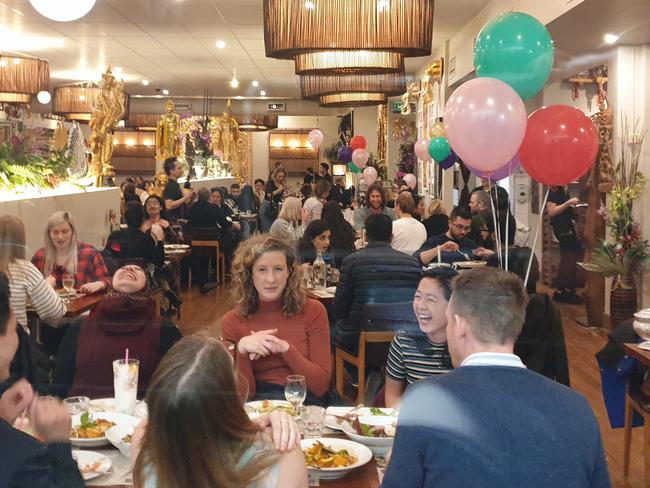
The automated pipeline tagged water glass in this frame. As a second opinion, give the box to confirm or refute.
[284,375,306,417]
[302,406,325,438]
[62,273,75,294]
[63,396,90,415]
[113,359,139,415]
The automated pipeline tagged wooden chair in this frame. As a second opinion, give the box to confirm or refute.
[623,387,650,482]
[189,227,226,284]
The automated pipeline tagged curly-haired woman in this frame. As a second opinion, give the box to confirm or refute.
[221,234,331,405]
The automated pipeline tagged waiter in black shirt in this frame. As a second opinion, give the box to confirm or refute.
[162,157,196,222]
[547,186,583,304]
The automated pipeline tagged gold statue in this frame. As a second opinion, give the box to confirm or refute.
[153,172,168,197]
[156,100,181,160]
[88,69,126,186]
[401,82,420,115]
[422,59,444,105]
[209,100,242,180]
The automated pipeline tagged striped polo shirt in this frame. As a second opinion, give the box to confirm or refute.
[386,333,453,384]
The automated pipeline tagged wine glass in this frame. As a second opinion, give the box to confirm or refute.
[62,273,75,295]
[284,375,306,418]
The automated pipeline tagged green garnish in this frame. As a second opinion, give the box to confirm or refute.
[370,408,385,416]
[360,423,374,436]
[79,412,95,428]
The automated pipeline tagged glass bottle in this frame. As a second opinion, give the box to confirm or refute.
[312,251,327,290]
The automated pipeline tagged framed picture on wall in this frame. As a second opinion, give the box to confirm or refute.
[0,122,12,145]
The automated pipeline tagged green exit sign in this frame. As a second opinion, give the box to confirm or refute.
[392,101,403,113]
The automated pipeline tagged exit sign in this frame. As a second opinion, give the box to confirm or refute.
[392,101,403,113]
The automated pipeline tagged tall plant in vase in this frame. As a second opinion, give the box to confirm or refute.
[583,116,649,326]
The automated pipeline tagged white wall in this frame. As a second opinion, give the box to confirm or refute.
[252,131,270,183]
[352,106,379,156]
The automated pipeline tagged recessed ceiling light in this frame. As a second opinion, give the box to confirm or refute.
[252,80,259,87]
[216,39,226,49]
[260,90,267,96]
[603,33,619,44]
[162,89,169,95]
[230,70,239,88]
[141,79,149,86]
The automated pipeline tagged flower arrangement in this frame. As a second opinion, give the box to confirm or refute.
[366,152,387,182]
[583,117,649,278]
[396,142,416,181]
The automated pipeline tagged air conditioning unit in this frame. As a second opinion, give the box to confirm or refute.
[267,102,286,112]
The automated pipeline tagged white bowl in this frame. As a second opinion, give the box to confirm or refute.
[70,412,139,447]
[340,416,396,457]
[105,422,138,458]
[301,437,372,480]
[324,406,397,431]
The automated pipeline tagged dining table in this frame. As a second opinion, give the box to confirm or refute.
[307,286,336,307]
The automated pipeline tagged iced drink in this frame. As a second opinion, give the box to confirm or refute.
[113,359,139,415]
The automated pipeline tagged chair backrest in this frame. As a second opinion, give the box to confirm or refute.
[359,330,395,369]
[362,301,418,334]
[102,252,146,276]
[189,227,221,242]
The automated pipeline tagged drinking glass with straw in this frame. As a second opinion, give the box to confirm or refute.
[113,348,139,415]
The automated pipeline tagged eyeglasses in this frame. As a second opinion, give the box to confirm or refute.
[451,222,472,232]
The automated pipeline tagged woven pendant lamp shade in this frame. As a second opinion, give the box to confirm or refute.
[236,115,279,131]
[53,85,130,122]
[264,0,434,59]
[319,92,386,107]
[295,50,404,75]
[0,55,49,103]
[300,72,405,100]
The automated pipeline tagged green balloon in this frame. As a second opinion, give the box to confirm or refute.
[348,162,361,173]
[428,137,451,162]
[474,12,554,100]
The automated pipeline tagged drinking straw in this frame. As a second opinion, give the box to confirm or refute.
[125,348,129,363]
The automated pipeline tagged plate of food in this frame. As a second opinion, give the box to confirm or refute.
[301,438,372,480]
[70,412,139,447]
[340,411,397,456]
[325,407,396,431]
[244,399,294,419]
[105,422,138,458]
[164,244,190,250]
[89,398,146,415]
[72,450,112,481]
[453,261,487,269]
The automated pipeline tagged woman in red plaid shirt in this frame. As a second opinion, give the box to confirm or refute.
[31,211,111,294]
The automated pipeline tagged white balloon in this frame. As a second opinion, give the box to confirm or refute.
[29,0,97,22]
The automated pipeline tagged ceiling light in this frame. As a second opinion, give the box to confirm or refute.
[125,138,135,146]
[230,70,239,88]
[304,0,315,9]
[216,39,226,49]
[377,0,389,12]
[114,66,123,75]
[236,115,278,131]
[252,80,259,87]
[141,80,149,86]
[260,90,267,96]
[300,72,405,100]
[0,55,49,104]
[295,50,404,75]
[319,92,387,107]
[29,0,97,22]
[603,33,619,44]
[143,139,153,146]
[162,89,169,95]
[79,94,86,101]
[36,90,51,104]
[0,28,64,51]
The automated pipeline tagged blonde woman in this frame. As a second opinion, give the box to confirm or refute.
[221,234,331,404]
[0,215,66,332]
[422,198,450,239]
[32,211,111,294]
[269,197,306,247]
[260,167,288,231]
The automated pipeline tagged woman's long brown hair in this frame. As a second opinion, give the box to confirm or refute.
[133,336,278,488]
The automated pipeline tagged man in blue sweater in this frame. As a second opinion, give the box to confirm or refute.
[414,206,477,265]
[381,267,611,488]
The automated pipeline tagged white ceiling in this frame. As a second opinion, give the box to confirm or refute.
[0,0,488,100]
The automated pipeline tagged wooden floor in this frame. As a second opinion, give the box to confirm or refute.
[176,283,644,487]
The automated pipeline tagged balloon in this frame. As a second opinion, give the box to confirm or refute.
[438,149,457,170]
[362,166,377,185]
[474,12,554,100]
[403,173,417,190]
[428,137,451,162]
[444,77,527,172]
[337,145,352,163]
[518,105,598,186]
[414,139,432,161]
[214,149,224,160]
[351,148,369,169]
[466,154,520,181]
[308,129,324,149]
[349,135,367,151]
[348,162,361,173]
[429,121,445,139]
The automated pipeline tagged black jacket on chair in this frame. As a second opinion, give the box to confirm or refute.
[0,419,84,488]
[332,242,421,352]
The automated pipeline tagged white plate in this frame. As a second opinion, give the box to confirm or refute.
[301,437,372,480]
[453,261,487,268]
[165,249,188,254]
[70,412,139,447]
[325,407,396,431]
[72,450,111,481]
[244,400,294,419]
[164,244,190,249]
[89,398,145,414]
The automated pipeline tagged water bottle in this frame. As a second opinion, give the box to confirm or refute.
[312,251,327,291]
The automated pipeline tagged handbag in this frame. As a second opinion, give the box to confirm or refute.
[264,200,279,219]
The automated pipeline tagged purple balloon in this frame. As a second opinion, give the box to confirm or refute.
[438,149,457,170]
[466,154,521,180]
[337,146,352,163]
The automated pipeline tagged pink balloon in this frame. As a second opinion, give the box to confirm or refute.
[214,149,224,159]
[308,129,324,150]
[352,148,369,169]
[362,166,377,186]
[444,77,527,172]
[466,154,520,181]
[403,173,417,190]
[414,139,432,161]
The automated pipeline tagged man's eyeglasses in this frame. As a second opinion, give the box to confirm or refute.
[451,222,472,232]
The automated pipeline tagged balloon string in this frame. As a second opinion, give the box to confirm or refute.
[525,187,550,289]
[489,180,502,268]
[505,159,512,271]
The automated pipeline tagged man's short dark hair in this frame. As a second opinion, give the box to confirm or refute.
[320,162,329,172]
[275,161,283,168]
[365,213,392,243]
[450,267,528,345]
[230,183,241,190]
[366,183,386,208]
[254,178,265,185]
[163,157,177,176]
[450,205,472,221]
[125,201,145,229]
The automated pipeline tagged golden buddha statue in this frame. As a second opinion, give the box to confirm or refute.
[153,172,168,197]
[209,100,242,180]
[88,69,126,186]
[156,100,181,160]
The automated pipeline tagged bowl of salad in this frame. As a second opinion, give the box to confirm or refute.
[340,408,397,457]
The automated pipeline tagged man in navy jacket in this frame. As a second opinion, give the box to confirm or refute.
[381,268,610,488]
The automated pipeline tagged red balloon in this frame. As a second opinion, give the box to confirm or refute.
[349,135,367,151]
[519,105,598,186]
